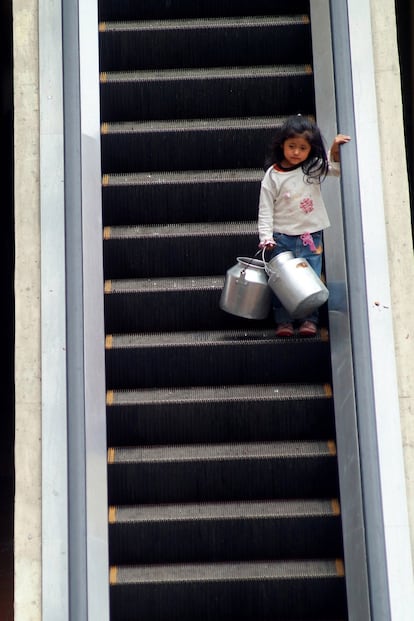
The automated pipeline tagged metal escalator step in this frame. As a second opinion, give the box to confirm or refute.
[106,383,335,445]
[103,221,257,278]
[105,328,331,389]
[102,115,292,133]
[98,0,311,22]
[111,497,340,523]
[104,275,230,332]
[104,274,271,332]
[102,169,262,226]
[99,64,313,82]
[99,64,313,84]
[104,274,328,332]
[109,498,343,564]
[100,115,308,172]
[99,16,311,71]
[99,65,314,123]
[109,559,346,621]
[103,220,256,237]
[107,440,339,504]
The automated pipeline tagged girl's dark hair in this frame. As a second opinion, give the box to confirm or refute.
[265,115,328,182]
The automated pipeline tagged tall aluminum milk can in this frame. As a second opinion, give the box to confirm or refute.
[266,250,329,318]
[219,256,271,319]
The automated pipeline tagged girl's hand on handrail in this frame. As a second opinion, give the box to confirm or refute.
[330,133,351,162]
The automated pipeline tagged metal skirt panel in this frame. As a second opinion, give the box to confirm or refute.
[41,0,110,620]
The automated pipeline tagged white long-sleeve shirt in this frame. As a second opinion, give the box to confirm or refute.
[258,155,340,241]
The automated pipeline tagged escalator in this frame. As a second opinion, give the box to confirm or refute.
[99,1,348,619]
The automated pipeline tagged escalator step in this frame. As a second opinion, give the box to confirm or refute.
[104,275,328,332]
[99,65,314,123]
[109,498,343,564]
[106,383,335,445]
[103,221,257,278]
[103,275,329,333]
[109,559,346,621]
[102,169,262,226]
[107,440,339,504]
[105,328,331,389]
[99,16,311,71]
[104,275,230,332]
[100,116,303,173]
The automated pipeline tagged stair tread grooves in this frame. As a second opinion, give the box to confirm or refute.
[100,0,342,613]
[103,168,263,186]
[106,328,328,347]
[107,383,331,404]
[100,15,309,33]
[102,115,296,134]
[101,64,312,82]
[106,275,224,293]
[104,221,256,238]
[109,441,336,463]
[111,559,344,583]
[111,498,339,523]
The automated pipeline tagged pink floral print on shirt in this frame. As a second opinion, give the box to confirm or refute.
[299,197,314,213]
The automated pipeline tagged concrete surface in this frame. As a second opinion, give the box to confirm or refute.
[371,0,414,559]
[13,1,42,620]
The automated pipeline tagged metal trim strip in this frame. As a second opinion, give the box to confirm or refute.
[78,1,110,620]
[310,1,372,618]
[39,0,69,617]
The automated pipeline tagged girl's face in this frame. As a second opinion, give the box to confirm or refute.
[281,134,311,167]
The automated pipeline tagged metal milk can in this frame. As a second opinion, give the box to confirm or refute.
[220,256,271,320]
[266,251,329,318]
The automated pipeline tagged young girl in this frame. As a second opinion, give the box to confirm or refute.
[258,114,350,337]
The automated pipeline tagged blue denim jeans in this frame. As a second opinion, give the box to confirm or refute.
[269,231,323,324]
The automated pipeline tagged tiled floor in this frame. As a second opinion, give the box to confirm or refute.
[0,477,14,621]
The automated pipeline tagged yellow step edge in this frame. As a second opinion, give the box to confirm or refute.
[331,498,341,516]
[108,447,115,464]
[324,383,333,398]
[100,72,108,84]
[327,440,337,456]
[336,559,345,577]
[109,566,118,585]
[104,280,112,294]
[106,390,114,406]
[105,334,113,349]
[102,174,109,186]
[99,22,107,32]
[108,506,117,524]
[103,225,111,240]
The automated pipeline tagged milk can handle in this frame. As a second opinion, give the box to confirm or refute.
[240,249,264,271]
[261,247,272,276]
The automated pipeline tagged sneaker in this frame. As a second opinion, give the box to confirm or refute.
[298,320,318,337]
[275,322,294,337]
